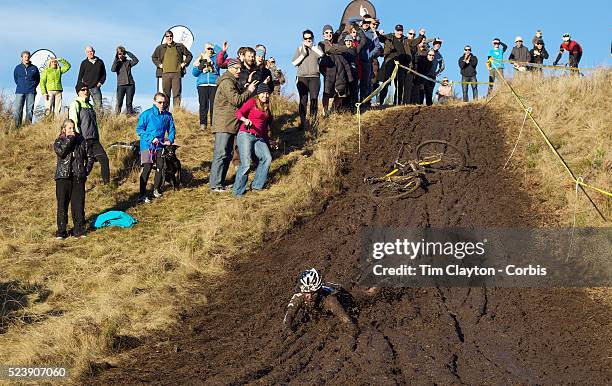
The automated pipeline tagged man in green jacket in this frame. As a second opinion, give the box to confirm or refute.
[40,57,70,117]
[209,59,257,192]
[151,30,193,109]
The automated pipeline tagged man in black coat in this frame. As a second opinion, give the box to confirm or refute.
[377,24,410,105]
[77,46,106,111]
[458,45,478,101]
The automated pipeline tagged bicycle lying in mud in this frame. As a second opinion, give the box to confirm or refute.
[364,140,466,200]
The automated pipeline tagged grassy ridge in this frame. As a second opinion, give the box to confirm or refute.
[489,69,611,225]
[0,70,609,381]
[0,96,360,379]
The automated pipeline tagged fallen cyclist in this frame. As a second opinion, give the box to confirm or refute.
[283,269,357,337]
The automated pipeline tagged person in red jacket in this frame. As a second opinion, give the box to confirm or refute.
[232,84,275,197]
[553,33,583,69]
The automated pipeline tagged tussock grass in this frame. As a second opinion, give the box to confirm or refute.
[0,95,360,380]
[488,69,612,225]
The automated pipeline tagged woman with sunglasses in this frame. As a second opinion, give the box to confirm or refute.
[292,29,324,129]
[193,43,221,130]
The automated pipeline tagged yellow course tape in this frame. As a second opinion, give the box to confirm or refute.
[501,59,599,71]
[493,67,611,220]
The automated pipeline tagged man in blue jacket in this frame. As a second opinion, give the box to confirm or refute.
[13,51,40,128]
[136,92,176,203]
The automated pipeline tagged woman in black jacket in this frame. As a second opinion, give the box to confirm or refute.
[54,119,94,239]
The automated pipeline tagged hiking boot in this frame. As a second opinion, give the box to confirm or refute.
[153,189,163,198]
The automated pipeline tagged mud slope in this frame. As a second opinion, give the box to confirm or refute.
[93,105,611,385]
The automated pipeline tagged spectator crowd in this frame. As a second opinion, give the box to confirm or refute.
[8,20,585,239]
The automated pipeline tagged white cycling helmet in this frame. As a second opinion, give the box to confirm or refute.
[299,268,322,293]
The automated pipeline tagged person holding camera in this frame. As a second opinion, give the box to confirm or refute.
[54,118,94,239]
[192,43,221,130]
[458,45,478,101]
[111,46,139,115]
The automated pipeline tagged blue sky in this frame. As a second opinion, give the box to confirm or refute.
[1,0,610,111]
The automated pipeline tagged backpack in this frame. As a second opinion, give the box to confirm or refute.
[91,210,138,229]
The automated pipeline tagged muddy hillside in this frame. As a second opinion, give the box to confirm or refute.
[93,105,611,385]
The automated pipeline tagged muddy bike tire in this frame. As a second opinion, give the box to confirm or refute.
[416,140,466,172]
[370,177,422,200]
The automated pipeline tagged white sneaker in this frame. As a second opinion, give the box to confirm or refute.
[153,189,162,198]
[138,196,152,204]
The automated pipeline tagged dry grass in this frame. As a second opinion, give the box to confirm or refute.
[488,69,612,226]
[0,95,360,381]
[0,70,609,381]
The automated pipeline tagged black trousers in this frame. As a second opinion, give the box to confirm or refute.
[296,77,320,126]
[56,178,86,237]
[418,81,435,106]
[197,86,216,125]
[404,73,418,104]
[86,139,110,184]
[116,84,135,114]
[379,63,407,106]
[140,150,164,196]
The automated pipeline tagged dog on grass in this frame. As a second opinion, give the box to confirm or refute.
[158,144,182,190]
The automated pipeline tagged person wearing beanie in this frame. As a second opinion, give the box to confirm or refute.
[509,36,531,72]
[318,23,350,116]
[532,30,545,48]
[251,45,275,94]
[68,84,110,185]
[529,39,549,74]
[209,58,258,192]
[553,33,583,70]
[233,82,275,197]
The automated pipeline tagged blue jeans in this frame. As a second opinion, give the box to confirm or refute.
[14,93,35,127]
[89,86,103,111]
[233,131,272,196]
[209,132,235,189]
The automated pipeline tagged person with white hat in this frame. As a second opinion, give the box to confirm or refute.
[509,36,531,72]
[553,33,583,69]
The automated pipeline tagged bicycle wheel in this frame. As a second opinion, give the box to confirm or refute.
[370,176,421,200]
[416,140,466,172]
